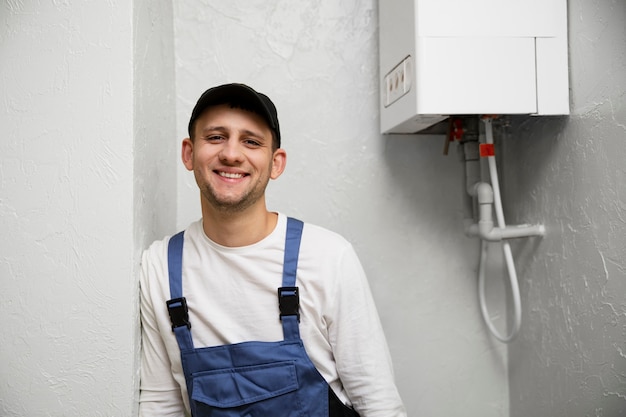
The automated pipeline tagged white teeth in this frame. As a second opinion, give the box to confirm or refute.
[219,171,244,179]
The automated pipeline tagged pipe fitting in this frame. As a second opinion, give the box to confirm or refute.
[475,182,494,203]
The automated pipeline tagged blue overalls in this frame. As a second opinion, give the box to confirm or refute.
[166,217,360,417]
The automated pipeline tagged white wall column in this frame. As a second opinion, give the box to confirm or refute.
[0,1,175,415]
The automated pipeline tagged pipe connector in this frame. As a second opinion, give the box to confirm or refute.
[466,220,545,242]
[465,182,545,241]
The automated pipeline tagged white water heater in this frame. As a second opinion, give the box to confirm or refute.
[379,0,569,134]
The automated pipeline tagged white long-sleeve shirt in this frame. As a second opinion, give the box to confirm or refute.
[139,213,406,417]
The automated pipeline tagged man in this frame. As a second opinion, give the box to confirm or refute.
[139,83,406,417]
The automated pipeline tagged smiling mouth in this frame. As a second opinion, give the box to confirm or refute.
[218,171,245,179]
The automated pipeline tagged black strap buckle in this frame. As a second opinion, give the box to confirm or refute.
[278,287,300,322]
[166,297,191,331]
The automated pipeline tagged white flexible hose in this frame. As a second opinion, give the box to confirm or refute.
[478,118,522,343]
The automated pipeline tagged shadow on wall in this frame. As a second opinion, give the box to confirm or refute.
[381,132,462,230]
[503,115,569,189]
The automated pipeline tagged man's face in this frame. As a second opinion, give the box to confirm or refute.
[182,104,286,213]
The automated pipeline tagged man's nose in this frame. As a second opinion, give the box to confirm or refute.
[218,138,244,162]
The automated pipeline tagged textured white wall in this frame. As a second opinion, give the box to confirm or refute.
[133,0,177,414]
[0,2,135,415]
[504,1,626,416]
[134,1,177,256]
[1,0,175,415]
[173,2,508,416]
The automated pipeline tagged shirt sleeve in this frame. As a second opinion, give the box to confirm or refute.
[139,247,187,417]
[328,244,407,417]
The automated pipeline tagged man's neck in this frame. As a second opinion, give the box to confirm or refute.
[200,203,278,247]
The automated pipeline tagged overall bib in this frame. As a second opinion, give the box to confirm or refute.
[166,217,360,417]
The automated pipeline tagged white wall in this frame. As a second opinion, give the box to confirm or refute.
[0,2,134,414]
[1,0,175,415]
[133,0,177,414]
[134,2,177,256]
[173,2,508,416]
[504,0,626,416]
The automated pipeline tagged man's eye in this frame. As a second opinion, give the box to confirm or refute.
[244,139,261,147]
[207,135,224,142]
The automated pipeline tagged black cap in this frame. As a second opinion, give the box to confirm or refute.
[188,83,281,148]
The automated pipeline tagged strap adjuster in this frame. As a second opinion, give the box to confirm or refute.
[166,297,191,331]
[278,287,300,322]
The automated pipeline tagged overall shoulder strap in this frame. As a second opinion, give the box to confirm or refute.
[168,231,185,299]
[166,231,194,351]
[279,217,304,340]
[282,217,304,287]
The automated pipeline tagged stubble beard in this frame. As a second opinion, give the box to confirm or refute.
[200,173,270,214]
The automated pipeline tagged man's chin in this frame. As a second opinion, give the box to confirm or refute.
[204,194,256,213]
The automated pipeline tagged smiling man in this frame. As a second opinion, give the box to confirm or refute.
[139,83,406,417]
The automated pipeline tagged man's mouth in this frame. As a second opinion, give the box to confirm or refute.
[218,171,245,179]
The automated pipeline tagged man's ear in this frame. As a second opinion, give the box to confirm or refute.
[270,148,287,180]
[181,138,194,171]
